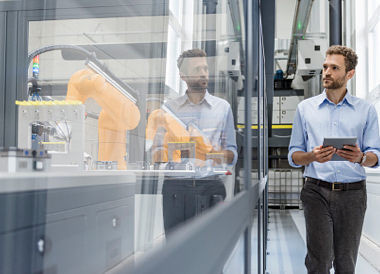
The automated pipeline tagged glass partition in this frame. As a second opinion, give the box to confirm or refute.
[25,4,244,173]
[355,1,380,271]
[0,0,250,273]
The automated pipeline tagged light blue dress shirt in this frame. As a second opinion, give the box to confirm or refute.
[288,90,380,183]
[165,90,238,166]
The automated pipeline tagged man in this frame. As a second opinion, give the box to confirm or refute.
[148,48,237,234]
[288,45,380,273]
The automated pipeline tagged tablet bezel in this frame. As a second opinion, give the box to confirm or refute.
[322,137,357,161]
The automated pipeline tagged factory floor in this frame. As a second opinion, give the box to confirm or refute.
[134,196,379,274]
[266,209,379,274]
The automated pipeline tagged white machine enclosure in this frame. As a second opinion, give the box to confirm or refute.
[17,102,85,170]
[297,39,328,76]
[218,41,242,77]
[237,95,304,125]
[0,148,50,172]
[237,95,303,125]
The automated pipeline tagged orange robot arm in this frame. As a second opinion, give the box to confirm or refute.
[187,124,213,161]
[66,68,140,169]
[146,109,190,162]
[146,108,213,163]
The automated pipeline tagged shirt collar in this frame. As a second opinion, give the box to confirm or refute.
[318,89,355,108]
[178,90,214,107]
[203,90,214,107]
[343,91,355,107]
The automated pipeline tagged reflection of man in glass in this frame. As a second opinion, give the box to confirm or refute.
[149,49,237,234]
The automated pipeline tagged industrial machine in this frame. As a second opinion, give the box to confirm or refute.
[66,65,140,170]
[296,38,327,77]
[0,147,51,172]
[17,100,84,170]
[218,41,242,78]
[20,45,141,170]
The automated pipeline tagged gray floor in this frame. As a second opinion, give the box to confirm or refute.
[266,209,379,274]
[266,209,306,274]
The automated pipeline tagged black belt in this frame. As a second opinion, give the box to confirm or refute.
[306,177,365,191]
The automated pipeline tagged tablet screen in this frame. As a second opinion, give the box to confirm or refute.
[322,137,357,161]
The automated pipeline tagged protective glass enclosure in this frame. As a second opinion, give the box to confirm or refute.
[0,1,261,273]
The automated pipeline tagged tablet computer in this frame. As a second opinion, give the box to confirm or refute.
[322,137,357,161]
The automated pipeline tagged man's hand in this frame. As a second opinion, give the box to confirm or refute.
[222,150,234,164]
[336,144,363,163]
[312,145,336,163]
[292,145,336,166]
[207,149,234,165]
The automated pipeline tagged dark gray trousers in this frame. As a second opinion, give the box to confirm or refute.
[300,180,367,274]
[162,176,226,234]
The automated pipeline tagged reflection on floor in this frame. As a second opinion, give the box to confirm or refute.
[266,209,306,274]
[133,195,379,274]
[266,209,380,274]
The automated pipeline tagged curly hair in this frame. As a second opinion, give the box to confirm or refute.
[326,45,358,72]
[177,48,207,74]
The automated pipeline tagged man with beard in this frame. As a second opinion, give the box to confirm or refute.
[288,45,380,273]
[155,48,237,234]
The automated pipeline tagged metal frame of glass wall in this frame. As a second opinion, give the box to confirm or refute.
[0,0,275,273]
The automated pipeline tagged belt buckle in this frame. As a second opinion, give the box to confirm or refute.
[332,182,342,191]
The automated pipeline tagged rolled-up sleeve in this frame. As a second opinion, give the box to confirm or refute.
[288,107,306,168]
[362,105,380,168]
[224,106,238,166]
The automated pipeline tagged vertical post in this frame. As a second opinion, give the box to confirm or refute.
[258,198,262,273]
[204,0,217,94]
[260,0,274,268]
[253,0,260,272]
[257,11,263,273]
[0,12,6,147]
[4,11,18,147]
[264,183,268,270]
[243,0,253,271]
[204,0,217,57]
[329,0,342,45]
[261,0,275,139]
